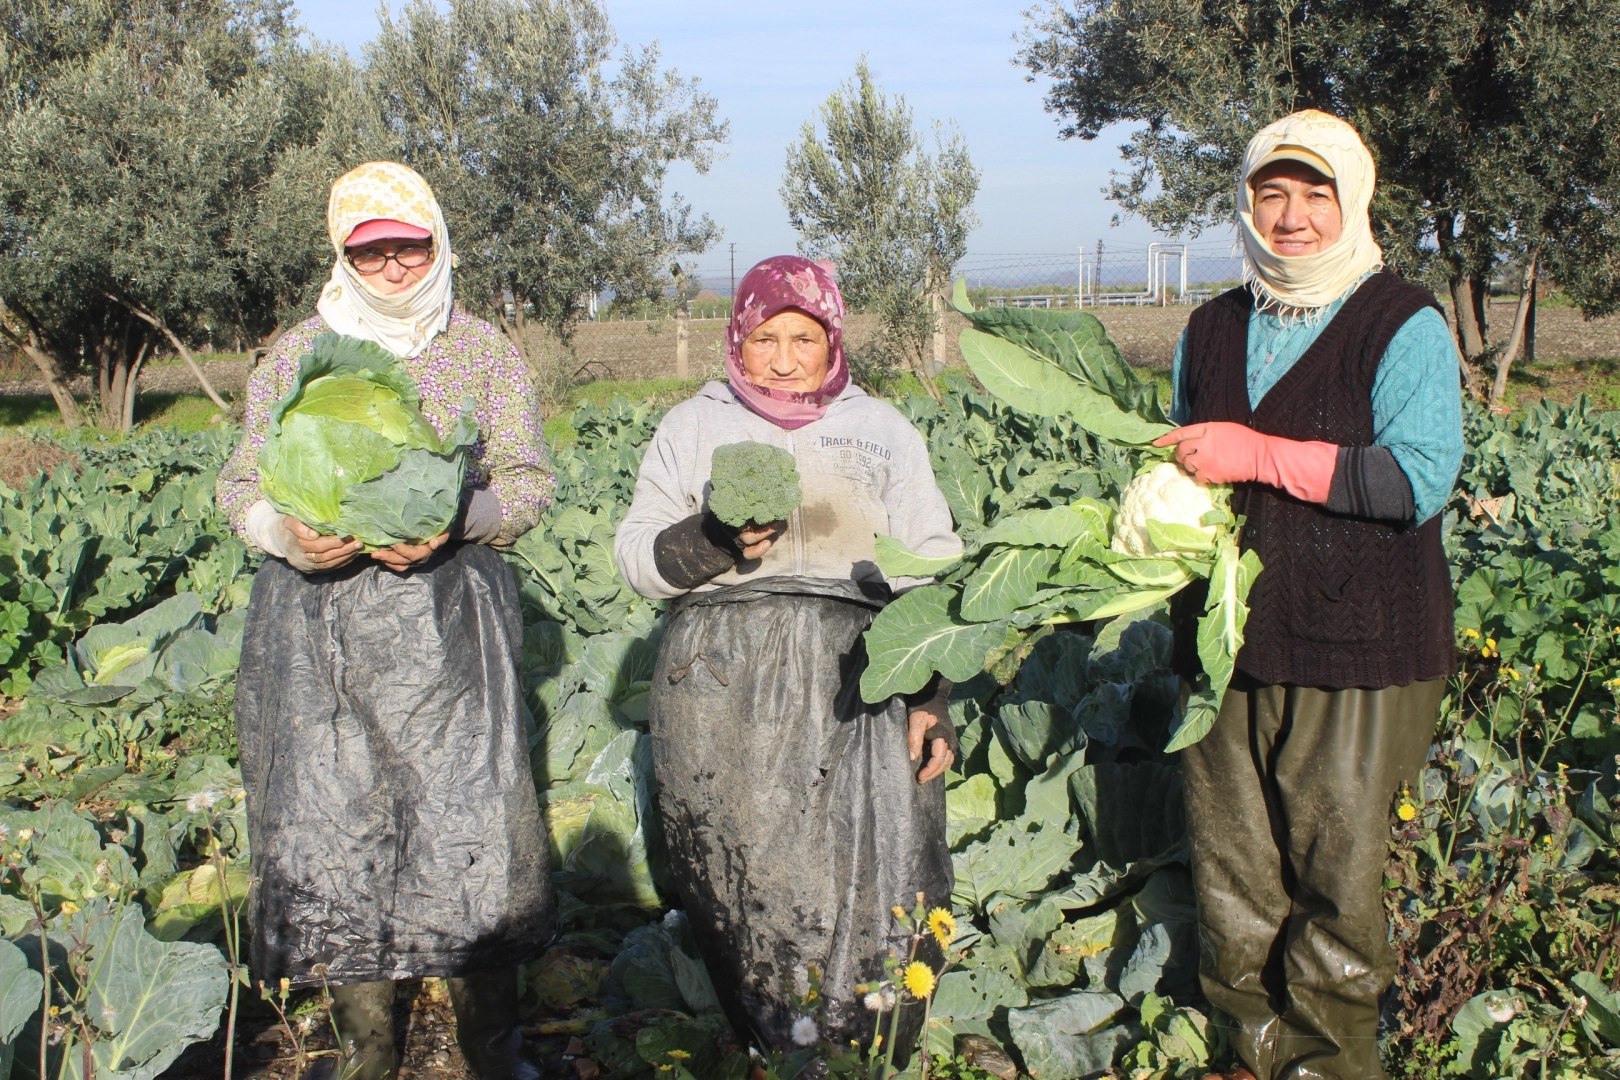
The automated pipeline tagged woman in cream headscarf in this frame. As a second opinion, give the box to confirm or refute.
[1153,113,1463,1080]
[216,162,554,1080]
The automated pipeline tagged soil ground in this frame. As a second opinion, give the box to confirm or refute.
[166,977,595,1080]
[4,300,1616,421]
[0,300,1616,435]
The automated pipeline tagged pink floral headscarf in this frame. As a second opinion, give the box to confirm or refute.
[725,256,849,430]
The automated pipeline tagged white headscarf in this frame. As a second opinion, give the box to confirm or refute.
[316,161,454,359]
[1238,110,1383,318]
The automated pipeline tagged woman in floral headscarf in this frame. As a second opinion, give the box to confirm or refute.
[615,256,963,1058]
[216,162,553,1080]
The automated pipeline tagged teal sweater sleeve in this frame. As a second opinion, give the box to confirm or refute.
[1166,308,1463,522]
[1369,306,1464,524]
[1170,329,1190,426]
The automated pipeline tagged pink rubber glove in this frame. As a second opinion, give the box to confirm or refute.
[1153,422,1339,504]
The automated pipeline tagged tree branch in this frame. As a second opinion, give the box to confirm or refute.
[102,290,230,411]
[0,299,81,427]
[122,337,150,433]
[1490,250,1539,409]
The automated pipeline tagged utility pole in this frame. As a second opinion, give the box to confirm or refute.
[1096,239,1104,303]
[729,243,737,300]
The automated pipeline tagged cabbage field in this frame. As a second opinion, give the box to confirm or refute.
[0,318,1613,1078]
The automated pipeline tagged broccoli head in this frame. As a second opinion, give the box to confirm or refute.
[707,441,803,527]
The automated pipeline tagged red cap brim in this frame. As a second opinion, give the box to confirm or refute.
[345,218,433,246]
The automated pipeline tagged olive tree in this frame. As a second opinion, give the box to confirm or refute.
[782,60,980,395]
[0,0,371,428]
[1018,0,1620,401]
[366,0,727,369]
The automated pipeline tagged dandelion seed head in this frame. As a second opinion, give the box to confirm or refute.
[790,1017,818,1046]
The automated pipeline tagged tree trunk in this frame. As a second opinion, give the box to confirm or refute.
[498,292,533,374]
[930,288,945,374]
[108,358,128,426]
[675,298,689,379]
[121,338,149,432]
[97,341,112,413]
[1524,285,1536,368]
[1448,272,1490,399]
[0,301,81,427]
[104,292,230,411]
[1490,252,1538,409]
[1449,272,1489,356]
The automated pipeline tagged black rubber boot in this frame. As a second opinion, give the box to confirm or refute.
[328,981,398,1080]
[449,967,537,1080]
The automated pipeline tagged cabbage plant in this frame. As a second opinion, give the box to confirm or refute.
[858,283,1261,751]
[259,334,478,548]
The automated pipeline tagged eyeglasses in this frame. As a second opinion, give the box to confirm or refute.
[347,244,434,275]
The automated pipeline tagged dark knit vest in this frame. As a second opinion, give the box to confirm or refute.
[1172,272,1454,690]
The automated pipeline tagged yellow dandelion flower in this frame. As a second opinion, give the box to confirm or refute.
[1463,628,1480,639]
[667,1050,691,1060]
[59,901,79,915]
[1485,638,1497,649]
[892,905,907,920]
[902,962,936,1000]
[927,908,957,948]
[1397,802,1418,822]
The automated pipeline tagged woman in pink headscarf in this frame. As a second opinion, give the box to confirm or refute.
[615,257,963,1058]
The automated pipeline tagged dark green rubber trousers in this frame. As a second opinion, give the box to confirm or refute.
[1181,677,1443,1080]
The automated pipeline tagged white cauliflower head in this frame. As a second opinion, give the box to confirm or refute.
[1111,461,1219,557]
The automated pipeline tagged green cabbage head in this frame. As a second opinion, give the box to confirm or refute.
[259,333,478,548]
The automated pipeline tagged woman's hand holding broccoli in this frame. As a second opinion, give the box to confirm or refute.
[735,520,785,560]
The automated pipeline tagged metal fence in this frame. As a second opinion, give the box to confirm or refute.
[596,239,1247,318]
[957,240,1245,309]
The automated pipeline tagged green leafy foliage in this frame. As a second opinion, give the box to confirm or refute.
[506,398,666,636]
[860,294,1254,755]
[48,901,230,1080]
[260,334,478,547]
[0,426,247,699]
[0,383,1612,1080]
[706,442,803,528]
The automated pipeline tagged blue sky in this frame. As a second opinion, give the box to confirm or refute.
[300,1,1212,287]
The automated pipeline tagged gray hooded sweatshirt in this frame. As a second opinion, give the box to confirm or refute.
[615,381,963,599]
